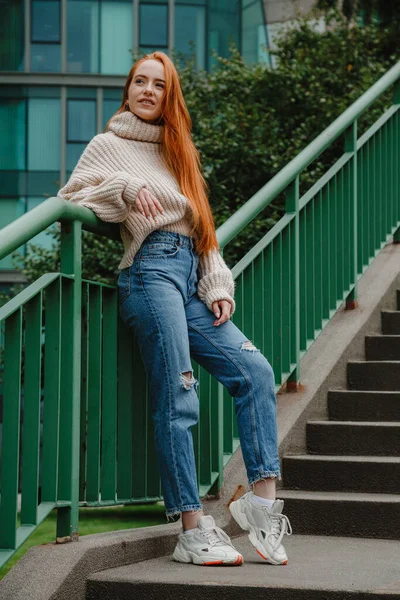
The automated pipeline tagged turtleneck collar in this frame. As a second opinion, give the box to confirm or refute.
[107,110,163,144]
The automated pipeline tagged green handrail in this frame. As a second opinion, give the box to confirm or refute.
[0,197,119,262]
[1,59,400,570]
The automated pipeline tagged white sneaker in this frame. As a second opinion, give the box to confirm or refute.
[229,491,292,565]
[172,514,243,566]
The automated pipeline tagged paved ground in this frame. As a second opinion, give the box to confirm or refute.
[88,534,400,598]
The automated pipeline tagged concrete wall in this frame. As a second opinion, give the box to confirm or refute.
[263,0,323,67]
[263,0,318,24]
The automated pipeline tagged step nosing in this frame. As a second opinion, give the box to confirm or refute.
[365,334,400,338]
[348,360,400,364]
[329,389,400,394]
[278,490,400,501]
[307,420,400,426]
[284,454,400,462]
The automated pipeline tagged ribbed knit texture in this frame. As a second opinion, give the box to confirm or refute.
[57,110,236,315]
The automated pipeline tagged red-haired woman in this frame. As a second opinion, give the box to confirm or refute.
[57,52,292,566]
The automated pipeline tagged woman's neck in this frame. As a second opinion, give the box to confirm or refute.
[107,110,163,143]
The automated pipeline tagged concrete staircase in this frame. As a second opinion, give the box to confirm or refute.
[85,291,400,599]
[279,292,400,540]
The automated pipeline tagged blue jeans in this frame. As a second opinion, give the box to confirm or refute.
[118,231,281,518]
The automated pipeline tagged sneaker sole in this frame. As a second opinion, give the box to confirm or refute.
[229,500,288,566]
[173,549,243,566]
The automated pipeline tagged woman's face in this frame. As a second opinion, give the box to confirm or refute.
[127,59,166,123]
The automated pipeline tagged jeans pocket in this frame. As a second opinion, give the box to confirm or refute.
[117,267,131,305]
[140,241,180,260]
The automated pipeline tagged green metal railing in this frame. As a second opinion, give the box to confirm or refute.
[0,60,400,568]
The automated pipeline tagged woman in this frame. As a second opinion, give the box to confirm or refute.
[57,52,292,567]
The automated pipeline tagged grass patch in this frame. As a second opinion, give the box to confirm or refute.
[0,503,166,581]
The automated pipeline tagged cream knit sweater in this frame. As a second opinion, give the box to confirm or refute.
[57,110,236,315]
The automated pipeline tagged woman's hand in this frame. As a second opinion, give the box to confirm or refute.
[135,185,165,220]
[212,300,232,326]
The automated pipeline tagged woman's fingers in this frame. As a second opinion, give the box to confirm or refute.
[212,300,232,326]
[145,190,165,219]
[152,195,165,216]
[136,187,165,220]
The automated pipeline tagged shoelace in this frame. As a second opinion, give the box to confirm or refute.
[201,526,235,548]
[268,512,293,549]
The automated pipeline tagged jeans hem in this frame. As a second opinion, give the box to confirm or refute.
[248,470,282,486]
[165,504,203,522]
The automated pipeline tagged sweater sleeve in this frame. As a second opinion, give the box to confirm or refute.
[197,249,236,317]
[57,135,146,223]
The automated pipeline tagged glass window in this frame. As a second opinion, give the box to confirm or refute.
[28,98,61,171]
[0,172,24,197]
[103,89,123,130]
[140,4,168,47]
[66,96,95,172]
[0,198,25,270]
[26,171,60,197]
[139,47,169,55]
[241,0,269,65]
[67,100,96,142]
[31,43,61,72]
[27,86,61,99]
[100,1,133,75]
[67,0,99,74]
[67,87,96,100]
[208,0,240,68]
[174,5,206,69]
[67,143,88,172]
[0,99,26,170]
[0,0,25,71]
[26,197,57,250]
[32,0,60,42]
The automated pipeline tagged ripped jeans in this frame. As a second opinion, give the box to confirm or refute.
[118,231,281,519]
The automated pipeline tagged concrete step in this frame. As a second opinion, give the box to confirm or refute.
[86,534,400,600]
[328,390,400,421]
[365,334,400,360]
[381,310,400,334]
[282,455,400,493]
[306,420,400,456]
[278,489,400,539]
[347,360,400,391]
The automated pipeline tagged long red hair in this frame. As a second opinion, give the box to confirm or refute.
[104,52,219,256]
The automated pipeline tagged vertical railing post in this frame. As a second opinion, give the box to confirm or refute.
[392,79,400,243]
[285,176,300,391]
[56,220,82,542]
[345,120,358,309]
[393,78,400,105]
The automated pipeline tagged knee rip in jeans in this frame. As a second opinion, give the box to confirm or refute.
[180,371,199,392]
[240,340,259,353]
